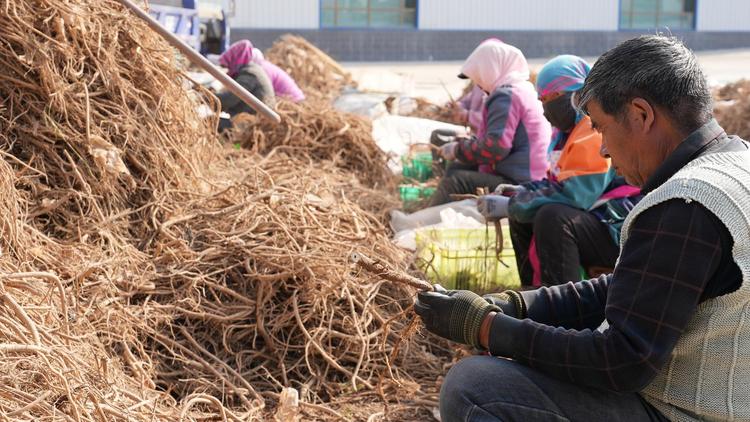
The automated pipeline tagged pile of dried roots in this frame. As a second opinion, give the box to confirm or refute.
[405,97,468,126]
[405,73,536,127]
[0,0,450,420]
[265,34,358,101]
[715,79,750,140]
[228,100,395,189]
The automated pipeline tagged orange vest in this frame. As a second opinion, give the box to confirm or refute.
[555,116,611,182]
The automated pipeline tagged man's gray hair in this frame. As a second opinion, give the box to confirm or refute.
[578,35,712,134]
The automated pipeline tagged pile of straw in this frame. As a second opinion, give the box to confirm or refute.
[0,0,450,420]
[404,74,536,127]
[715,79,750,141]
[405,97,469,126]
[265,34,357,101]
[229,100,395,189]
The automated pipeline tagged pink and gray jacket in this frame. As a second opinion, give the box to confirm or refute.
[454,40,551,183]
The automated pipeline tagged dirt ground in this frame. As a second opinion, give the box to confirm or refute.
[344,48,750,104]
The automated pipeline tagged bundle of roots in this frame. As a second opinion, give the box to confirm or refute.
[265,34,358,101]
[405,97,469,126]
[228,100,395,189]
[715,79,750,141]
[0,1,451,420]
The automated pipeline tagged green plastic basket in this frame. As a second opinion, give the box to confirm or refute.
[401,152,433,182]
[415,226,520,293]
[398,184,436,204]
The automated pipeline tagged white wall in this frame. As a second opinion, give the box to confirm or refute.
[697,0,750,31]
[223,0,750,32]
[419,0,618,31]
[230,0,319,29]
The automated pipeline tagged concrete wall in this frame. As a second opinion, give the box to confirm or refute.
[419,0,618,31]
[697,0,750,31]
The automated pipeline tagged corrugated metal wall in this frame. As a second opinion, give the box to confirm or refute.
[230,0,318,29]
[418,0,619,31]
[697,0,750,31]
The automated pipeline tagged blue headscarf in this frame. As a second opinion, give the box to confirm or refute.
[536,55,591,98]
[536,55,591,150]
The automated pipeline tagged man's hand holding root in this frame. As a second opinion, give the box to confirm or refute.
[414,285,501,349]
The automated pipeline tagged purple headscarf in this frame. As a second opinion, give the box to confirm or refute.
[220,40,254,78]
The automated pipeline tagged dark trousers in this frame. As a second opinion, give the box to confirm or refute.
[429,128,511,206]
[440,356,668,422]
[429,166,511,206]
[218,117,233,132]
[510,203,619,286]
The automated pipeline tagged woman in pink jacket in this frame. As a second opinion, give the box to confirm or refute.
[252,48,305,103]
[430,40,551,205]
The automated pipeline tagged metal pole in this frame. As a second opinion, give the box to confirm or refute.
[117,0,281,123]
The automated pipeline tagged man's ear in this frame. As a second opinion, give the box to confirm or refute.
[629,97,655,134]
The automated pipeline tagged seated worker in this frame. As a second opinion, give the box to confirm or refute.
[431,39,493,170]
[217,40,276,122]
[415,35,750,422]
[477,55,641,286]
[429,39,551,205]
[251,48,306,103]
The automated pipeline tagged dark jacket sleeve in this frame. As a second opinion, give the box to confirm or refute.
[509,170,615,223]
[488,200,726,392]
[520,274,610,330]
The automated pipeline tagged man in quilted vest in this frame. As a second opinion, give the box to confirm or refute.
[414,35,750,422]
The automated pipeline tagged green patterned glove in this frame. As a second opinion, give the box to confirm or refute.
[483,290,527,319]
[414,288,500,348]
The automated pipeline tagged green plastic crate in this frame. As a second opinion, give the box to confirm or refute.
[398,184,436,204]
[415,226,520,293]
[401,152,433,182]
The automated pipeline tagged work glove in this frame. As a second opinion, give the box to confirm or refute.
[483,290,527,319]
[493,184,526,196]
[476,194,510,221]
[414,284,500,348]
[439,141,458,161]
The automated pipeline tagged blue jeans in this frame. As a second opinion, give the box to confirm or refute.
[440,356,668,422]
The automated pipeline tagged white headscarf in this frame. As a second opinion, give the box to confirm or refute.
[460,40,530,93]
[251,48,265,64]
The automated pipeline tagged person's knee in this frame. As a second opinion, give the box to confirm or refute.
[437,171,464,192]
[441,356,486,420]
[533,204,576,238]
[441,356,484,399]
[442,357,569,422]
[431,129,457,146]
[440,356,518,421]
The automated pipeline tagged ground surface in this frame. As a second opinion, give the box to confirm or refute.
[344,48,750,104]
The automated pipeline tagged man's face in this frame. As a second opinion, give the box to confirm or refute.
[587,100,650,187]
